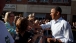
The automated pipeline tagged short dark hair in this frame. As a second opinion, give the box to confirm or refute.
[54,6,62,14]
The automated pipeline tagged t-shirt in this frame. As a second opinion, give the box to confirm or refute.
[15,31,34,43]
[5,22,16,39]
[0,20,14,43]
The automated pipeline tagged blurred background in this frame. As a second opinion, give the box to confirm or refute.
[1,0,76,42]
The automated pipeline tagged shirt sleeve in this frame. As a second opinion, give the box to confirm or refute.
[40,21,51,30]
[60,22,74,43]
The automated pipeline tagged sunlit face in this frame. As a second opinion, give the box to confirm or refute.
[9,14,15,22]
[50,8,57,20]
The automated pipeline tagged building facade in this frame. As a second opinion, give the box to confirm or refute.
[71,0,76,22]
[3,0,71,21]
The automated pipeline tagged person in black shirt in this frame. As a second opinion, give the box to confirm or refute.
[15,17,33,43]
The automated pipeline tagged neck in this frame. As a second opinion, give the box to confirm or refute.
[54,15,61,21]
[9,21,13,26]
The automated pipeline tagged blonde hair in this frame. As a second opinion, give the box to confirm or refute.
[35,20,39,24]
[4,11,14,22]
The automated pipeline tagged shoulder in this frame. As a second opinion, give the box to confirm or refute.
[61,19,71,27]
[61,19,68,24]
[5,22,9,25]
[0,20,6,27]
[0,20,4,25]
[48,20,53,23]
[5,22,10,28]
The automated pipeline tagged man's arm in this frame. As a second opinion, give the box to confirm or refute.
[29,21,42,29]
[33,22,51,30]
[61,22,73,42]
[58,22,74,43]
[33,25,42,29]
[29,20,52,30]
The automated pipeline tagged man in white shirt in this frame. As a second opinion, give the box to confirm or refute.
[33,7,74,43]
[0,0,14,43]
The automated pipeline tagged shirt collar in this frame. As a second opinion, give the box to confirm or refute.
[53,17,63,23]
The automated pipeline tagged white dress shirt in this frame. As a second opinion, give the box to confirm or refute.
[0,20,14,43]
[40,17,74,43]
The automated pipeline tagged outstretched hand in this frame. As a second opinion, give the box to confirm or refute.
[47,38,56,43]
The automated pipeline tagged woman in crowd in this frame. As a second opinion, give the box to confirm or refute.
[15,17,34,43]
[4,11,16,39]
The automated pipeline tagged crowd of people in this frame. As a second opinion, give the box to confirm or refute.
[0,0,75,43]
[1,11,51,43]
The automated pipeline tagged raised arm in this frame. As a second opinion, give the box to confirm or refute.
[30,21,51,30]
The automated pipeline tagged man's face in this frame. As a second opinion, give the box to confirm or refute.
[50,8,57,20]
[0,0,6,13]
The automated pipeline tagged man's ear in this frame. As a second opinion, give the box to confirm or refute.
[57,11,59,15]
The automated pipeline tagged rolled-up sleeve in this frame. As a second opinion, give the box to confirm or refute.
[60,22,74,43]
[40,22,51,30]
